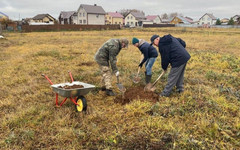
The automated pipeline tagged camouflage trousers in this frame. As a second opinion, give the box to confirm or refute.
[99,65,112,89]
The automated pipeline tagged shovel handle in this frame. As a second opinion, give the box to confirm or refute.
[152,71,165,86]
[117,76,120,84]
[137,67,141,76]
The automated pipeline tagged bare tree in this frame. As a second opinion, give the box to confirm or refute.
[169,12,183,18]
[161,13,168,19]
[118,9,145,17]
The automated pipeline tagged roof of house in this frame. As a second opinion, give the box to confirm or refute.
[199,13,217,20]
[33,14,56,20]
[129,11,146,20]
[172,16,191,24]
[107,12,123,18]
[59,11,76,19]
[80,4,106,14]
[146,15,159,21]
[0,12,8,18]
[184,17,194,23]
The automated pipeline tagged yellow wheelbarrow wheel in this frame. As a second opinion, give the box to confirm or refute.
[76,96,87,112]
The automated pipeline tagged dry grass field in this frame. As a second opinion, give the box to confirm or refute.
[0,27,240,149]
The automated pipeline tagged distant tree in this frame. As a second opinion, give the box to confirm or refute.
[169,12,183,18]
[161,13,168,19]
[118,9,145,18]
[216,19,221,25]
[227,17,234,25]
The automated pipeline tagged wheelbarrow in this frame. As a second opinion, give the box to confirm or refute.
[42,71,95,112]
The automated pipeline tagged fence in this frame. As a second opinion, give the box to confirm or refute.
[21,24,120,32]
[143,24,175,28]
[176,24,240,28]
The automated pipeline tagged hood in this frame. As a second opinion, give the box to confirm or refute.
[138,39,146,47]
[159,34,172,46]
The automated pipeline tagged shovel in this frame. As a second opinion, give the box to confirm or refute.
[116,76,126,93]
[144,71,165,92]
[132,67,141,83]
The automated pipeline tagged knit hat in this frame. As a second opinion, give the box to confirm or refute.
[150,35,159,45]
[132,37,139,45]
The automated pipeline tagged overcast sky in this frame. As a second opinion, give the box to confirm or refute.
[0,0,239,21]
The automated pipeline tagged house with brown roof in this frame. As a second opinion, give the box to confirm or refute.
[199,13,217,26]
[170,16,191,24]
[77,4,106,25]
[59,11,77,24]
[31,14,56,25]
[146,15,162,24]
[125,11,146,27]
[105,12,124,25]
[0,12,9,21]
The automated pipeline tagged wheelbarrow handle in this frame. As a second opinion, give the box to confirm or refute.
[42,74,54,85]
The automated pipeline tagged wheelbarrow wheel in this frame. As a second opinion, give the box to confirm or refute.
[76,96,87,112]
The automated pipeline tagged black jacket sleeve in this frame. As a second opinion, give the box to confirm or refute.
[161,46,170,70]
[139,47,149,67]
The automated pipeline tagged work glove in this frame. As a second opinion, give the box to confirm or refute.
[115,71,120,77]
[138,63,143,68]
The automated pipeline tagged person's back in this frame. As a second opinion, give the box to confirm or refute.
[95,39,120,65]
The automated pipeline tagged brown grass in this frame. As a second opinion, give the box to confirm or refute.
[0,27,239,149]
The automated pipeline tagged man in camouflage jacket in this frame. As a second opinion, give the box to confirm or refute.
[94,38,129,96]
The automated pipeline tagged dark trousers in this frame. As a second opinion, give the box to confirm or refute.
[161,63,187,96]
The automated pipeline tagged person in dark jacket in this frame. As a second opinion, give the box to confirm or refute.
[150,34,191,97]
[132,37,158,84]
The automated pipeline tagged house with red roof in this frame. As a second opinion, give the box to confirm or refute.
[146,15,162,24]
[105,12,124,25]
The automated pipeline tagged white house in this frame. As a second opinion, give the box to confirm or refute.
[77,4,106,25]
[199,13,217,26]
[146,15,162,24]
[125,11,146,27]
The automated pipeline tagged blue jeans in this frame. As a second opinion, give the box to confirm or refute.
[145,57,156,75]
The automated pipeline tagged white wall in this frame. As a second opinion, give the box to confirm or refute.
[88,14,105,25]
[78,8,87,24]
[125,13,138,26]
[199,14,216,25]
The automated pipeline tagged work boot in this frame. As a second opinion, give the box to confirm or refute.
[101,86,106,91]
[145,75,152,84]
[106,89,115,96]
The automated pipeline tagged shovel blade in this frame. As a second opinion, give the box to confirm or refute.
[117,83,126,92]
[144,83,156,92]
[133,76,141,84]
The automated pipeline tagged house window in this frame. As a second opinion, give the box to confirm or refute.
[80,20,82,24]
[127,16,129,19]
[79,13,81,17]
[131,16,133,19]
[131,22,133,25]
[127,22,129,25]
[83,13,85,17]
[119,22,121,24]
[115,22,117,24]
[96,14,99,18]
[83,20,86,24]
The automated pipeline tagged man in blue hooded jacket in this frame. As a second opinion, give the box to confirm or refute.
[132,37,158,84]
[150,34,191,97]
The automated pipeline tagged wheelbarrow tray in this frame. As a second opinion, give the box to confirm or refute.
[51,81,95,98]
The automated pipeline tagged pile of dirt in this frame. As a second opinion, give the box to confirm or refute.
[114,86,159,105]
[58,84,84,89]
